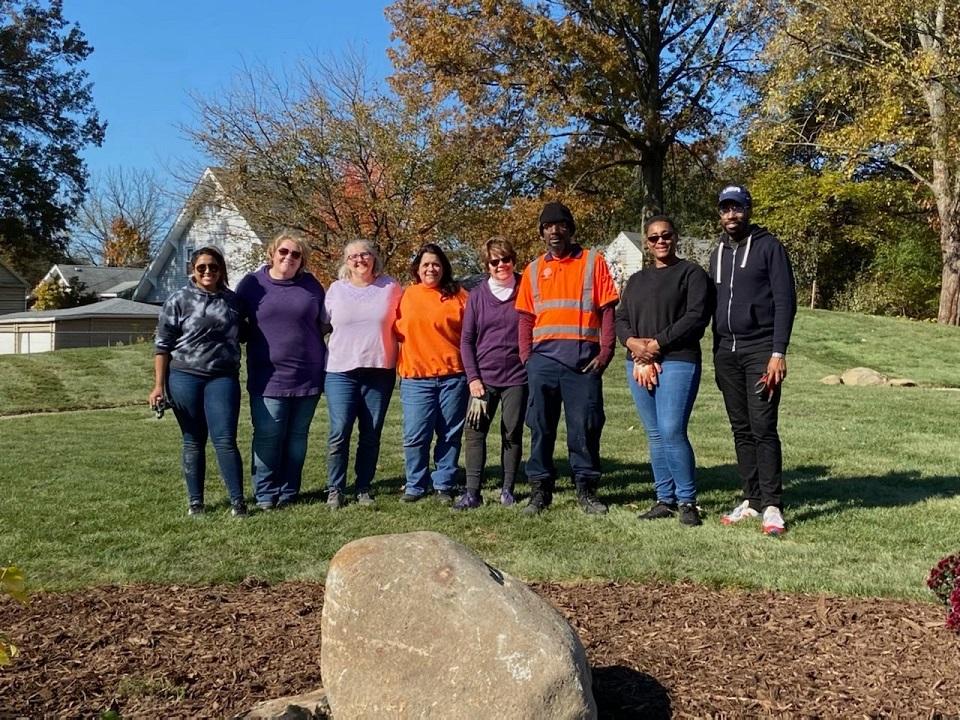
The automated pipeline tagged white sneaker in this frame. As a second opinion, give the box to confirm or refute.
[721,500,760,525]
[762,506,786,536]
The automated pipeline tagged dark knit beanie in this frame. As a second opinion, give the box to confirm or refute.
[538,202,576,236]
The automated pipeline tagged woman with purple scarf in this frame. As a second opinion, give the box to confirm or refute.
[235,230,327,510]
[454,237,528,510]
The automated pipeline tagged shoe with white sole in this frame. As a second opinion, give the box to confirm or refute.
[721,500,760,525]
[762,506,786,536]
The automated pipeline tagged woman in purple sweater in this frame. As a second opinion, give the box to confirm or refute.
[235,230,327,510]
[454,237,528,510]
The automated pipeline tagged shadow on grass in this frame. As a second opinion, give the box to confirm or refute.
[345,459,958,521]
[593,665,671,719]
[783,467,960,522]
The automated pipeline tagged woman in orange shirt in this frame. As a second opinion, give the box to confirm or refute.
[395,243,470,503]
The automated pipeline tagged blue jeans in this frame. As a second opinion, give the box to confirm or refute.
[250,394,321,505]
[400,374,468,496]
[167,369,244,505]
[325,369,396,494]
[626,359,701,504]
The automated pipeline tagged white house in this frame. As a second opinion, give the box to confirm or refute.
[603,231,646,292]
[604,229,716,291]
[133,168,266,304]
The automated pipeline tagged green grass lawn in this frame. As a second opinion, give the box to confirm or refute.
[1,309,959,599]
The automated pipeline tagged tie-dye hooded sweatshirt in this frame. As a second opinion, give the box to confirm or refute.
[154,282,244,376]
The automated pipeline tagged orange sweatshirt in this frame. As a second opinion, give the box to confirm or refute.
[395,283,468,378]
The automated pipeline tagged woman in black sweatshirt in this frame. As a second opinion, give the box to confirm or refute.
[615,216,713,526]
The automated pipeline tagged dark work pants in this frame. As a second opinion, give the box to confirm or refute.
[714,346,784,510]
[524,353,605,490]
[463,384,528,492]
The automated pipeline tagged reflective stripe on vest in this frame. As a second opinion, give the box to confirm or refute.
[528,249,599,342]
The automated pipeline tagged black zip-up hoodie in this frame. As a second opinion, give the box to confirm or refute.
[708,224,796,354]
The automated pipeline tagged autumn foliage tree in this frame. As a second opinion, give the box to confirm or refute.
[187,54,506,278]
[750,0,960,323]
[102,216,150,267]
[387,0,765,217]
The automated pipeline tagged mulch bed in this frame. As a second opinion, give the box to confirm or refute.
[1,580,957,719]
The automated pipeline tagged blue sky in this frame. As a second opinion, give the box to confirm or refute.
[63,1,393,186]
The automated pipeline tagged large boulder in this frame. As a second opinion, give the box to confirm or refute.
[321,531,596,719]
[841,367,887,386]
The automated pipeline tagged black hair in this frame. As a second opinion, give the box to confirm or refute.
[190,246,229,289]
[642,215,677,234]
[409,243,460,299]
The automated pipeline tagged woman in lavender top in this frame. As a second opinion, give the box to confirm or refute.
[235,230,327,509]
[454,237,528,510]
[150,246,247,517]
[322,239,401,509]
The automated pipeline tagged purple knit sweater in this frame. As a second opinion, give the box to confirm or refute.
[460,275,526,388]
[235,267,327,397]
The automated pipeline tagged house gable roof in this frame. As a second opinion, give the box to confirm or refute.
[43,265,144,296]
[132,167,265,301]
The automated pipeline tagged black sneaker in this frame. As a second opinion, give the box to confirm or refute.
[523,491,549,515]
[188,502,205,517]
[327,489,343,511]
[678,503,702,526]
[577,490,608,515]
[400,492,423,503]
[435,489,457,506]
[230,500,248,517]
[637,501,678,521]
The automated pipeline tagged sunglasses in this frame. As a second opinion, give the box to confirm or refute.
[277,247,302,259]
[646,230,675,243]
[195,263,220,274]
[348,251,373,261]
[488,257,514,267]
[719,204,747,216]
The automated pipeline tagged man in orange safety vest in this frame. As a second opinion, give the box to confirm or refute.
[515,201,619,515]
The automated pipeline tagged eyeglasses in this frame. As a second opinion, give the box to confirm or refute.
[348,251,373,261]
[488,257,514,267]
[277,247,302,259]
[719,204,747,216]
[646,231,675,243]
[195,263,220,274]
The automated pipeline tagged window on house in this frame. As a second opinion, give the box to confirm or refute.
[184,246,194,275]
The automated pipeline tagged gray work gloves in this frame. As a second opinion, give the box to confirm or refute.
[466,395,489,430]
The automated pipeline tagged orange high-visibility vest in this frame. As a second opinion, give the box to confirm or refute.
[524,248,602,344]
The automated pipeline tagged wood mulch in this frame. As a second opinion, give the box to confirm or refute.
[0,579,957,719]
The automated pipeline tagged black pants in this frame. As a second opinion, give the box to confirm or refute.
[463,384,528,492]
[524,353,605,488]
[714,346,783,510]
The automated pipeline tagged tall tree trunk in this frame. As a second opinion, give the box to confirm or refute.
[938,220,960,324]
[640,146,666,219]
[918,0,959,324]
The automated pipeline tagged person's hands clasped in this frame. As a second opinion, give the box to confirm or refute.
[632,361,662,391]
[626,337,661,365]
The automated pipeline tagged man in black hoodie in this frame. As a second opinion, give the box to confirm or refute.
[709,185,796,536]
